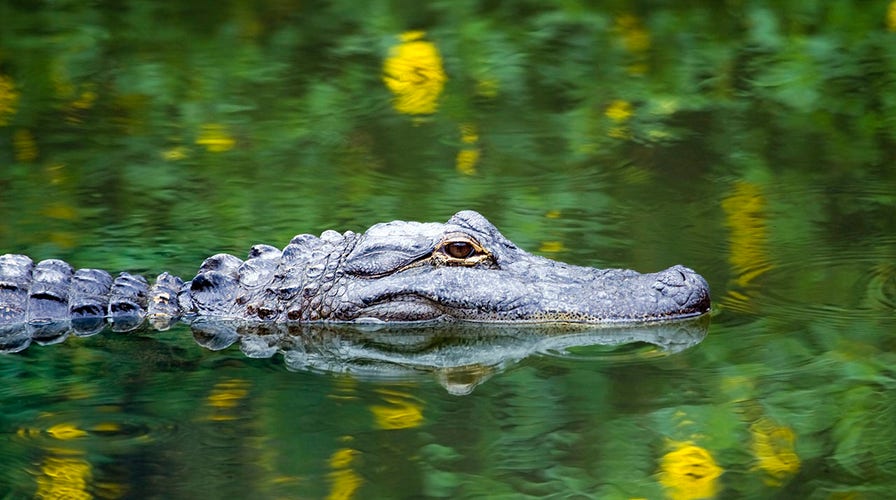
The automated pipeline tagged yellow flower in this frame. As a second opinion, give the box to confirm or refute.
[605,100,634,122]
[196,123,236,152]
[750,418,800,485]
[658,442,723,500]
[382,31,447,115]
[0,74,19,126]
[888,1,896,31]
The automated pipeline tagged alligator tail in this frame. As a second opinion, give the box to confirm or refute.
[0,254,185,339]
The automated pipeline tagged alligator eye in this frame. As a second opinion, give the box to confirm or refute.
[435,234,492,266]
[445,241,475,259]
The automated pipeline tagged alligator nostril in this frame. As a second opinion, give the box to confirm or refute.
[657,268,687,287]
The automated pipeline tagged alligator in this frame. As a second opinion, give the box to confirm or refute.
[0,210,710,340]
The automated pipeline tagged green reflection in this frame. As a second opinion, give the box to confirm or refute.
[1,0,895,498]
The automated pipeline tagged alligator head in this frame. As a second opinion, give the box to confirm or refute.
[326,211,710,323]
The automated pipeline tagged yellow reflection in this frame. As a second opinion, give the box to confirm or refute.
[13,128,38,162]
[42,202,78,221]
[328,376,360,401]
[329,447,360,469]
[888,1,896,31]
[647,129,672,141]
[456,123,480,175]
[608,126,633,140]
[605,100,633,122]
[475,77,499,98]
[196,123,236,152]
[615,14,651,53]
[35,455,93,500]
[49,231,78,249]
[614,14,651,75]
[50,62,75,99]
[658,442,723,500]
[750,418,800,485]
[328,468,362,500]
[207,378,250,408]
[369,389,424,430]
[162,146,188,161]
[204,378,250,421]
[71,88,97,110]
[720,181,772,312]
[46,423,88,441]
[456,149,480,175]
[327,446,362,500]
[91,422,122,433]
[0,74,19,125]
[382,31,447,115]
[539,241,566,253]
[605,99,634,140]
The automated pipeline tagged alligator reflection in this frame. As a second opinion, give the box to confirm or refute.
[2,317,709,394]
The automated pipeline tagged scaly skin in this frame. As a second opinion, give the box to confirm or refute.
[0,211,710,333]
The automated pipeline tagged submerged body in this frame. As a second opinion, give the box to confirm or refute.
[0,211,710,332]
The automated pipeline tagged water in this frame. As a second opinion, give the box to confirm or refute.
[2,2,896,498]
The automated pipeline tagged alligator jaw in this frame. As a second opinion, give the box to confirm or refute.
[339,261,710,324]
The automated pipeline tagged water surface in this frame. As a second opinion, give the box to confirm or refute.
[2,2,895,498]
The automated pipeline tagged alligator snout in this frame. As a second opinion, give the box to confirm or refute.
[652,265,711,313]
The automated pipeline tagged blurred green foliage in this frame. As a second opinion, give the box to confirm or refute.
[1,1,896,498]
[2,1,895,257]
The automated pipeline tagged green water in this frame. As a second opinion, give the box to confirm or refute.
[2,1,895,498]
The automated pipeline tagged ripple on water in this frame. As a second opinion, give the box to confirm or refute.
[700,178,896,325]
[718,235,896,324]
[11,409,182,453]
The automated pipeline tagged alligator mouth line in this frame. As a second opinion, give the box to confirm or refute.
[354,291,710,325]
